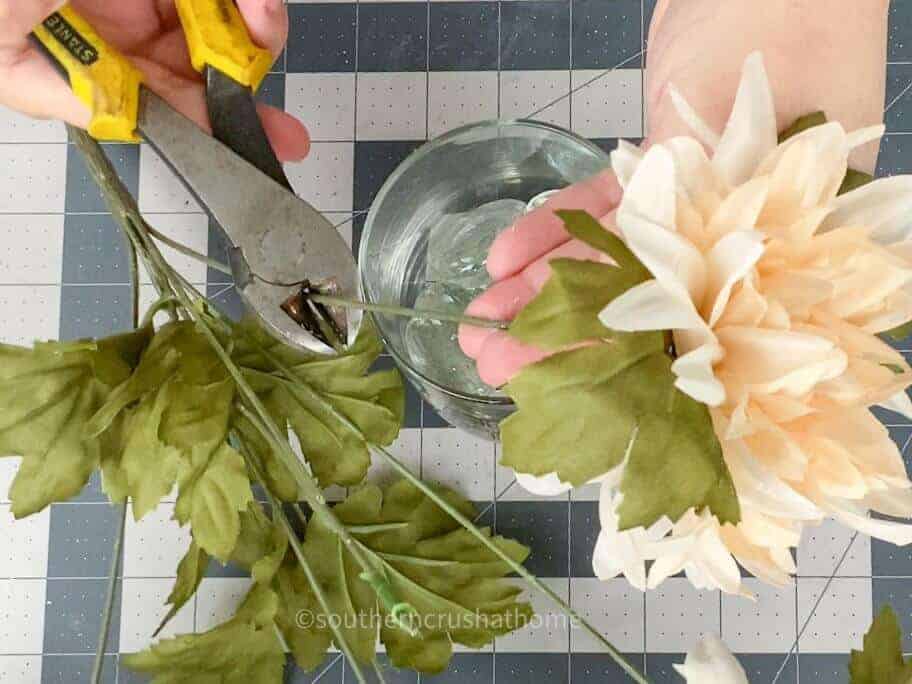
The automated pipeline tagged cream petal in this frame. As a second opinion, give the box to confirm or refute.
[822,176,912,243]
[617,212,707,301]
[713,52,778,187]
[743,430,808,482]
[669,84,722,150]
[514,471,574,497]
[665,136,722,202]
[705,176,770,243]
[805,437,869,500]
[864,487,912,518]
[647,553,690,588]
[672,343,726,406]
[878,390,912,421]
[704,230,766,326]
[599,279,705,332]
[759,121,849,207]
[846,124,886,150]
[621,145,677,229]
[592,529,648,589]
[823,496,912,545]
[724,439,822,520]
[674,634,750,684]
[718,326,848,395]
[717,278,768,327]
[610,139,645,190]
[695,527,746,596]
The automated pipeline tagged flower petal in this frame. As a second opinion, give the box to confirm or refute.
[724,439,822,520]
[713,52,778,187]
[672,343,726,406]
[822,176,912,244]
[878,390,912,421]
[514,471,574,497]
[610,139,645,190]
[822,496,912,545]
[599,279,705,332]
[617,212,707,301]
[703,230,766,326]
[674,634,749,684]
[620,145,677,229]
[669,84,722,150]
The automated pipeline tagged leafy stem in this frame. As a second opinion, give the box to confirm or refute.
[68,126,647,683]
[235,435,369,684]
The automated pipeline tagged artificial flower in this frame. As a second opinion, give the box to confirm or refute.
[516,52,912,597]
[674,634,748,684]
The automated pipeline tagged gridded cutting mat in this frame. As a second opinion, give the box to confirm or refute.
[2,1,912,682]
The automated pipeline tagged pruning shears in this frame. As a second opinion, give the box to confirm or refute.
[31,1,360,355]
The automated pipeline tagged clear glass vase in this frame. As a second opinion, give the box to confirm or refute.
[359,120,610,439]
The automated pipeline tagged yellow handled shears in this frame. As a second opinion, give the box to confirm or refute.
[32,2,360,355]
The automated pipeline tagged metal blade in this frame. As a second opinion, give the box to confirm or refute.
[205,67,292,191]
[137,89,360,355]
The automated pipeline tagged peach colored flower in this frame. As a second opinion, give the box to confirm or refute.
[520,52,912,597]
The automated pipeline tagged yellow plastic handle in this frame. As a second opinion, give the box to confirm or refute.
[32,7,143,142]
[175,0,273,91]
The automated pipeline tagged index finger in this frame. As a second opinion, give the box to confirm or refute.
[486,168,622,281]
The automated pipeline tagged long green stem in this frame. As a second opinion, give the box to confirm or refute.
[373,445,649,684]
[92,502,126,684]
[244,321,649,683]
[88,152,138,684]
[237,437,369,684]
[310,294,510,330]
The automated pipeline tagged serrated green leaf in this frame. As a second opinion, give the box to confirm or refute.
[230,504,288,585]
[613,355,738,529]
[175,443,253,561]
[509,259,647,349]
[238,319,404,491]
[778,111,828,142]
[849,606,912,684]
[302,480,532,673]
[502,345,739,530]
[123,584,284,683]
[273,560,333,671]
[156,540,209,637]
[115,382,182,520]
[0,331,150,517]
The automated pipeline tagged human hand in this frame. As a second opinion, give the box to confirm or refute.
[459,0,889,388]
[0,0,309,160]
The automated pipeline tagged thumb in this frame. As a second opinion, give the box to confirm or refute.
[235,0,289,58]
[0,0,67,47]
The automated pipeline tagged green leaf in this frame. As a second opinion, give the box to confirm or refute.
[123,584,285,683]
[115,383,182,519]
[501,345,740,530]
[238,319,404,490]
[884,320,912,343]
[0,332,149,517]
[849,606,912,684]
[840,168,875,196]
[272,560,333,671]
[156,540,209,637]
[175,443,253,561]
[555,209,649,275]
[778,111,828,142]
[509,259,648,349]
[230,504,288,585]
[301,480,532,673]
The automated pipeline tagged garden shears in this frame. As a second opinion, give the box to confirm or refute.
[31,1,360,355]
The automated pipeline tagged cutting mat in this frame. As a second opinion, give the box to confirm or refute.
[2,1,912,682]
